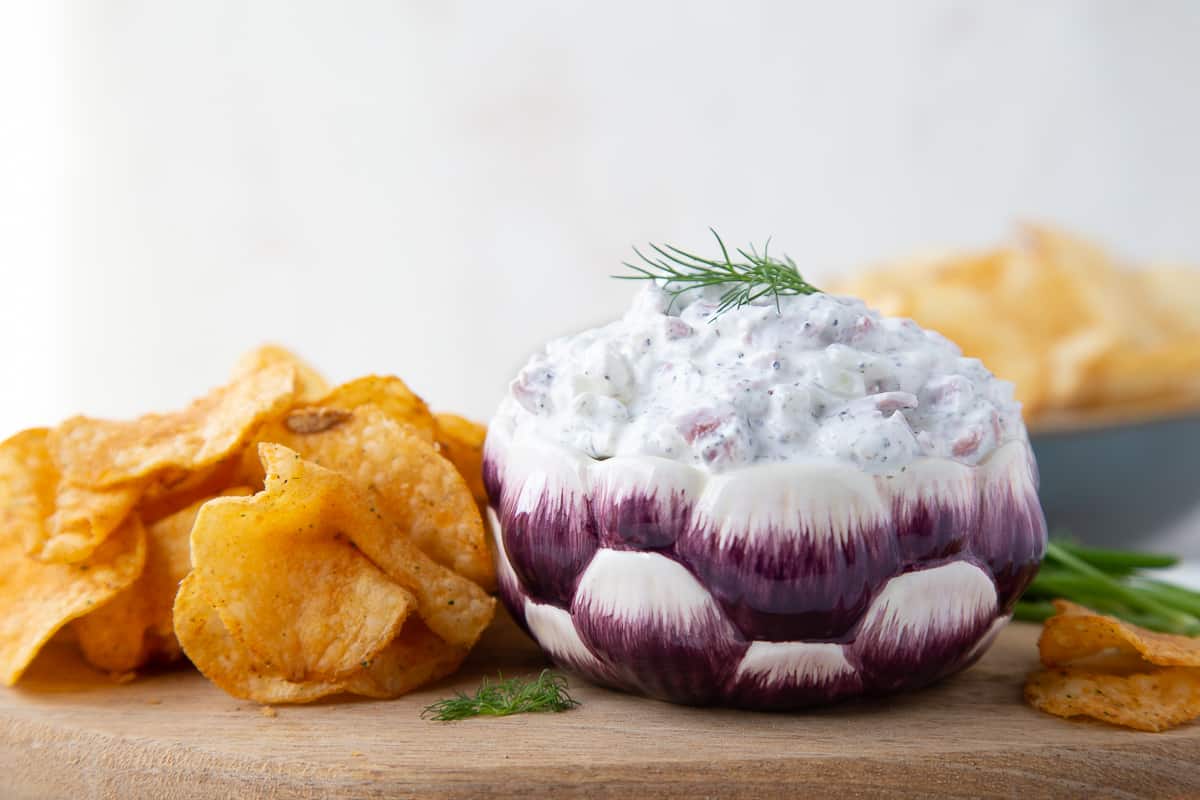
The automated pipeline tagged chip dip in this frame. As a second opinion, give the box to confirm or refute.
[497,284,1026,473]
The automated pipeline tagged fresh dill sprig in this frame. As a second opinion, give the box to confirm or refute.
[616,228,820,318]
[420,670,580,722]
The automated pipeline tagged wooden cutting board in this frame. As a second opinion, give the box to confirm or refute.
[2,612,1197,799]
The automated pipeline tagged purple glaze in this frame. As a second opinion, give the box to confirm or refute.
[593,488,688,551]
[678,518,900,642]
[891,491,976,566]
[570,551,748,705]
[497,485,598,608]
[849,562,997,691]
[974,465,1047,612]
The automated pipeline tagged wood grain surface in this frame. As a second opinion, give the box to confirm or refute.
[1,612,1197,799]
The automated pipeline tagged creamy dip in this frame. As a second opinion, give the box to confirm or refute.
[493,285,1026,473]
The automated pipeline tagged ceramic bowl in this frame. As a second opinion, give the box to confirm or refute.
[484,428,1046,708]
[1030,412,1200,556]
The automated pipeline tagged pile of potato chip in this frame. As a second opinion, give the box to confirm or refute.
[1025,601,1200,731]
[836,225,1200,426]
[0,346,496,703]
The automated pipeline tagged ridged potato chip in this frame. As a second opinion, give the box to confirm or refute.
[135,455,243,526]
[1026,601,1200,731]
[0,498,146,686]
[315,375,437,442]
[0,427,143,564]
[75,488,251,673]
[174,573,344,704]
[837,224,1200,424]
[1040,600,1200,668]
[1025,666,1200,733]
[434,413,488,506]
[43,481,143,564]
[176,573,463,704]
[49,361,296,488]
[343,617,467,699]
[232,344,330,404]
[191,445,417,681]
[255,404,496,594]
[4,346,491,701]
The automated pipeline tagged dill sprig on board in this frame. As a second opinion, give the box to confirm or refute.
[420,670,580,722]
[617,229,820,317]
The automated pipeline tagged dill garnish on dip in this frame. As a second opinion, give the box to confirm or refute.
[502,232,1024,473]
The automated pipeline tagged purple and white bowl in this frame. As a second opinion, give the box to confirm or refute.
[486,284,1046,708]
[484,429,1044,708]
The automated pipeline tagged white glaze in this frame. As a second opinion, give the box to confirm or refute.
[573,549,729,632]
[524,601,607,674]
[733,641,856,687]
[858,561,997,648]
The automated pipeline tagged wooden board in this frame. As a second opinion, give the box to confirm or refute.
[2,612,1198,799]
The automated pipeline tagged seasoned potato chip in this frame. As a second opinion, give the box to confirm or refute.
[75,488,251,673]
[0,428,143,564]
[190,445,416,681]
[44,482,143,563]
[254,405,496,593]
[174,573,343,703]
[284,408,351,434]
[1039,600,1200,668]
[135,454,243,525]
[837,225,1200,424]
[1025,666,1200,733]
[177,574,462,704]
[278,437,492,646]
[434,413,488,506]
[232,344,329,403]
[342,617,467,699]
[49,361,295,488]
[0,506,145,685]
[316,375,437,443]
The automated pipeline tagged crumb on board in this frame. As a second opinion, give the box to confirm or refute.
[146,698,162,706]
[259,706,277,718]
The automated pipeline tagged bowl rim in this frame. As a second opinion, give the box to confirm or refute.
[1028,405,1200,439]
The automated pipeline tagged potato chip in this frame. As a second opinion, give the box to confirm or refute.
[232,344,329,403]
[1039,600,1200,668]
[0,506,145,686]
[269,435,492,646]
[75,488,251,673]
[434,413,489,506]
[254,404,496,593]
[342,617,467,699]
[43,482,143,563]
[1140,267,1200,337]
[173,573,343,704]
[190,445,416,681]
[135,454,244,525]
[1025,666,1200,733]
[176,574,462,704]
[836,225,1200,425]
[316,375,437,443]
[0,428,143,564]
[48,361,296,488]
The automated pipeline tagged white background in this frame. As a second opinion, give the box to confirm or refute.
[3,0,1199,432]
[1,0,1199,552]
